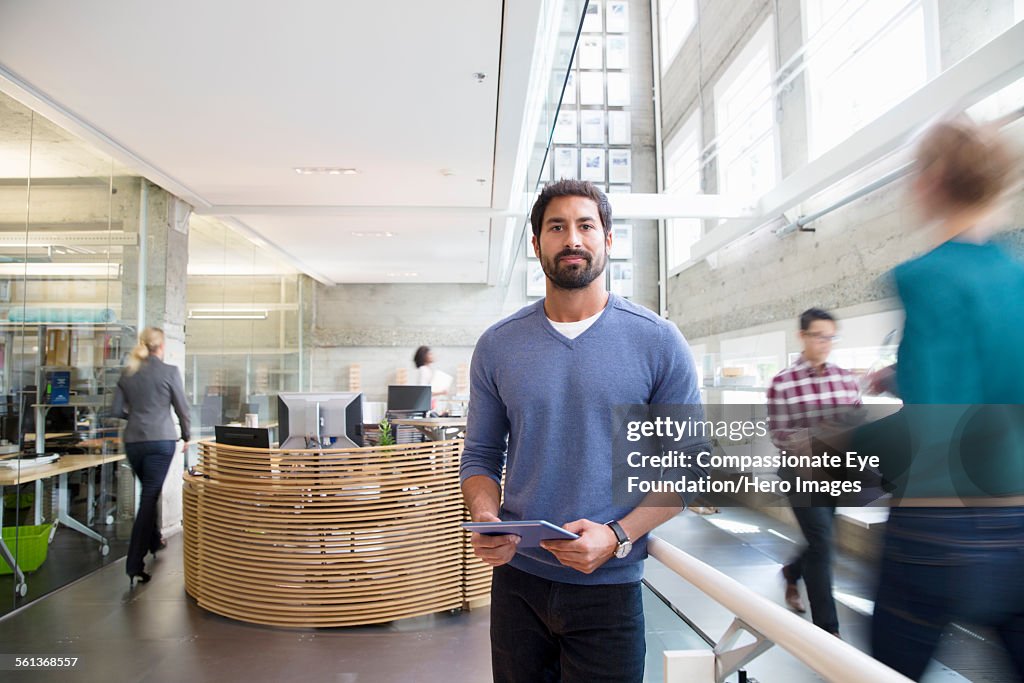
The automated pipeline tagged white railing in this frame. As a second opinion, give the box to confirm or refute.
[647,536,913,683]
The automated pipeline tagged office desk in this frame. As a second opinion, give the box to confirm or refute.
[390,417,467,442]
[0,453,124,597]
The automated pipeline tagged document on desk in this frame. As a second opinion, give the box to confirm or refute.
[0,454,60,469]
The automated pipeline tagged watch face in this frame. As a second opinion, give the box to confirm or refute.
[615,540,632,559]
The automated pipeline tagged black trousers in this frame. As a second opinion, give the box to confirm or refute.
[124,440,176,575]
[489,564,645,683]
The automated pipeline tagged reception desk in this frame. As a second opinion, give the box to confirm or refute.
[182,439,490,628]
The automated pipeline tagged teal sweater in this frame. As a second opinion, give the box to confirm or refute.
[884,241,1024,498]
[460,295,708,585]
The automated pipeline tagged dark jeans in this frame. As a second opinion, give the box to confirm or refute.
[489,564,645,683]
[125,440,177,576]
[785,503,839,633]
[872,507,1024,680]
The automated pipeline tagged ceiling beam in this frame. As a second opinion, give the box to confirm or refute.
[607,193,755,220]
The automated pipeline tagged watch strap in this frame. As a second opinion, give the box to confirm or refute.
[606,520,629,545]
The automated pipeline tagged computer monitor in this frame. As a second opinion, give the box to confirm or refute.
[277,392,363,450]
[18,386,77,449]
[215,425,271,450]
[387,385,432,416]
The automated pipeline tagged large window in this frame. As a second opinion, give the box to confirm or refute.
[664,110,703,269]
[803,0,934,158]
[713,19,777,202]
[659,0,696,71]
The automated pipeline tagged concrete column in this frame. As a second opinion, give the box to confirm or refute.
[120,178,191,539]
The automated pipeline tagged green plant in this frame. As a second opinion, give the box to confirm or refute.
[377,418,395,446]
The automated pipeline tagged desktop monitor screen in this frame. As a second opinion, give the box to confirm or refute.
[215,425,271,450]
[387,385,432,415]
[18,386,76,449]
[277,392,363,450]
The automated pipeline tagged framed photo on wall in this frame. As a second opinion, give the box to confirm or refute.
[610,223,633,259]
[608,111,631,144]
[579,36,603,70]
[526,261,546,297]
[582,1,602,32]
[563,71,576,105]
[607,1,629,32]
[579,72,604,105]
[608,149,631,184]
[580,110,605,145]
[610,262,634,298]
[554,147,578,180]
[607,36,629,69]
[607,72,630,106]
[554,110,577,144]
[581,148,605,182]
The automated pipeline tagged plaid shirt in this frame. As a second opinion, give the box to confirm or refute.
[766,355,861,449]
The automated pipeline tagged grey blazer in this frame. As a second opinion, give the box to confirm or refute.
[111,357,191,443]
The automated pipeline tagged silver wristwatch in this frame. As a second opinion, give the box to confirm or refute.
[606,520,632,559]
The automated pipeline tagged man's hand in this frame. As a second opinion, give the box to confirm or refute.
[540,519,618,574]
[469,512,520,567]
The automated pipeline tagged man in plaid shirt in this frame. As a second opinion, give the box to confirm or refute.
[767,308,860,637]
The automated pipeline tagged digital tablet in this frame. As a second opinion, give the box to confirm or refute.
[462,520,580,548]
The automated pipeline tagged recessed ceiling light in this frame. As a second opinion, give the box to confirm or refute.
[385,272,418,277]
[351,231,395,238]
[293,167,359,175]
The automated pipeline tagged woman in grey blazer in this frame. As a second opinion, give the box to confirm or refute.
[111,327,191,586]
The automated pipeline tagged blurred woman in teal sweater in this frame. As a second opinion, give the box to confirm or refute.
[868,119,1024,680]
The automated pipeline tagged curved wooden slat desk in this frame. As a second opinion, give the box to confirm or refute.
[183,439,491,628]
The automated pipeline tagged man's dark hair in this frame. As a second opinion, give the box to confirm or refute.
[413,346,431,368]
[799,308,836,331]
[529,179,612,238]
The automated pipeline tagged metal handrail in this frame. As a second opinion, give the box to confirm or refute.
[774,103,1024,238]
[647,536,913,683]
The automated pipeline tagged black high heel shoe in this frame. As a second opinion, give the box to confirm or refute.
[129,571,151,588]
[150,538,167,557]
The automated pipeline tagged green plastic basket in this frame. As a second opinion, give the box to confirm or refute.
[0,523,54,574]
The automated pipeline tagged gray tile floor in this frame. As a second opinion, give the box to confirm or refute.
[0,508,1017,682]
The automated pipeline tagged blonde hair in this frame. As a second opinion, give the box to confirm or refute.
[126,327,165,375]
[916,119,1018,209]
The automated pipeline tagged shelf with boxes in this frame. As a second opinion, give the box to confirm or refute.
[0,321,135,455]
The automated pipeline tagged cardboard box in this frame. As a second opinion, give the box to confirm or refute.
[45,330,71,366]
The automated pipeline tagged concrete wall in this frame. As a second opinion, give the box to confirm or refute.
[309,281,523,401]
[660,0,1024,346]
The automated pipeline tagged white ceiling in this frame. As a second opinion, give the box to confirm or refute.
[0,0,549,284]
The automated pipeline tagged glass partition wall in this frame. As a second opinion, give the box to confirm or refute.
[0,91,141,610]
[0,90,309,609]
[184,215,304,463]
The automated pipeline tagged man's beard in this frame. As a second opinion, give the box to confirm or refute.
[539,245,608,290]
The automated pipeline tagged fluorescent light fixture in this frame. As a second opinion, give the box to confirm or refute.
[0,231,137,246]
[385,272,418,277]
[0,262,121,279]
[293,167,359,176]
[188,308,269,320]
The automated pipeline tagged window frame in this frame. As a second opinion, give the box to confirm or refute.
[712,18,779,203]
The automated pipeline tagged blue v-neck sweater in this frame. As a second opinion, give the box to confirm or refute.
[460,294,707,585]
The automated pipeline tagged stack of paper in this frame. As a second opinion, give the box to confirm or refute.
[0,454,60,469]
